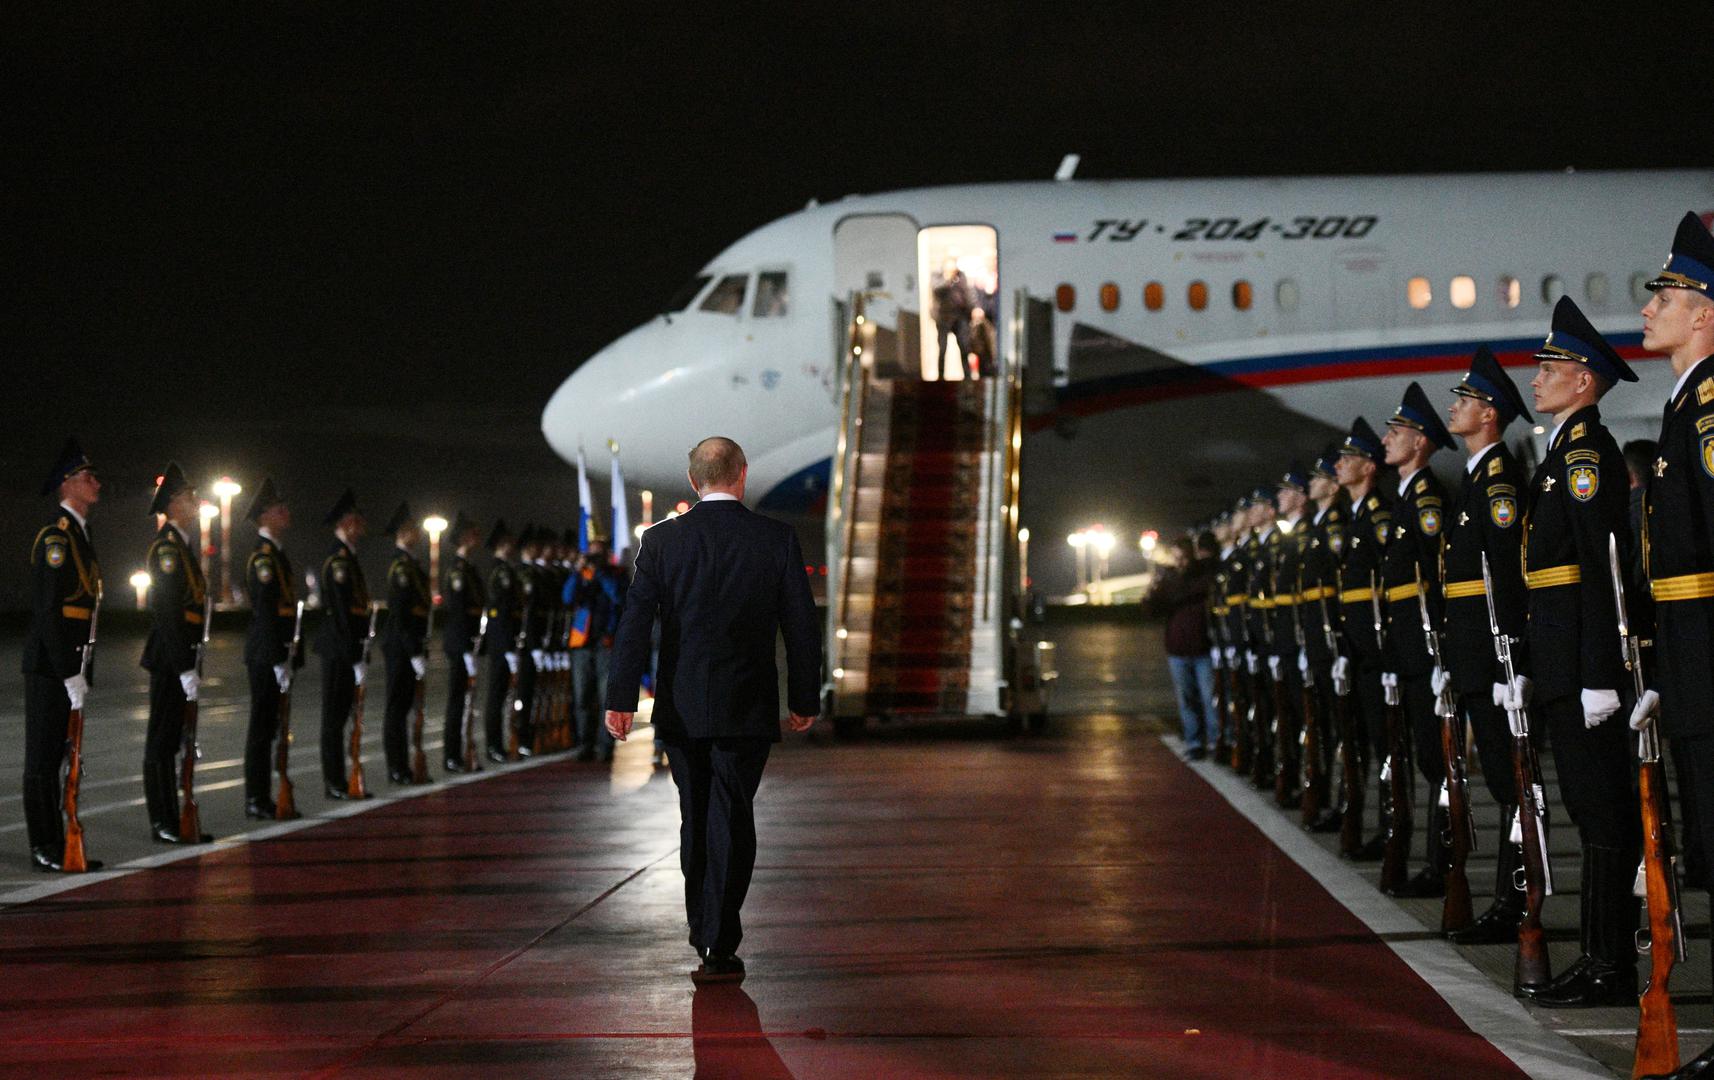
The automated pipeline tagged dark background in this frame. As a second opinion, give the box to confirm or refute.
[5,4,1709,608]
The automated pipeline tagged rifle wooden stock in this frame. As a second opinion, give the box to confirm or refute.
[1299,675,1324,826]
[1212,660,1231,762]
[1249,668,1274,790]
[1634,756,1681,1078]
[1229,667,1250,773]
[1378,691,1411,895]
[504,663,522,761]
[1513,742,1553,990]
[1336,687,1364,858]
[347,680,369,798]
[410,672,429,784]
[1440,715,1474,931]
[179,694,203,842]
[275,685,297,819]
[1272,670,1293,807]
[62,706,89,872]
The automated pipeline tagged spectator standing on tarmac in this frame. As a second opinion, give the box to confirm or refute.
[1157,533,1218,760]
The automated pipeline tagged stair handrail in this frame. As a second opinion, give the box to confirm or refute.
[824,291,871,708]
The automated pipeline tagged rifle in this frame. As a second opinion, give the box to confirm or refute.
[62,584,102,873]
[1417,564,1474,932]
[1375,570,1412,894]
[275,600,305,820]
[410,597,435,784]
[179,586,215,844]
[1210,602,1232,763]
[1296,569,1324,826]
[1250,561,1277,792]
[1483,552,1553,992]
[1265,549,1295,806]
[505,621,527,760]
[347,603,379,798]
[533,606,556,756]
[1610,533,1682,1078]
[1322,580,1364,857]
[463,612,488,771]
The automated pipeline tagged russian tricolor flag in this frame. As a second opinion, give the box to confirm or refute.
[1053,231,1078,243]
[576,447,596,553]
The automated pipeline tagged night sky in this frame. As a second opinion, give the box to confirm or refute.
[7,6,1710,607]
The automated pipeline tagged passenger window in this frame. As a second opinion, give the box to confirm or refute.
[665,274,712,313]
[1498,275,1521,308]
[1099,283,1120,312]
[1055,284,1076,312]
[753,271,790,317]
[1585,272,1609,306]
[1631,272,1652,305]
[1187,281,1208,311]
[1407,277,1432,309]
[1232,280,1253,311]
[699,274,748,315]
[1276,279,1300,312]
[1144,281,1165,311]
[1449,276,1476,309]
[1542,275,1564,304]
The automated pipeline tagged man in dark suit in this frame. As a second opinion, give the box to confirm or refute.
[606,436,820,984]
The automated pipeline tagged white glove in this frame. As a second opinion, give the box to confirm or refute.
[1630,688,1660,732]
[1223,645,1237,667]
[463,652,477,678]
[1209,648,1223,670]
[529,648,544,668]
[353,662,367,687]
[274,663,291,692]
[64,674,88,710]
[1380,671,1398,690]
[1499,675,1532,711]
[1297,649,1309,675]
[1331,656,1350,696]
[1581,687,1621,729]
[1267,655,1282,681]
[1245,650,1260,675]
[411,655,427,680]
[179,670,200,702]
[1430,666,1450,697]
[505,652,520,675]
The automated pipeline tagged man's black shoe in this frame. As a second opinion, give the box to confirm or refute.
[692,954,746,985]
[245,799,277,820]
[486,748,508,764]
[30,848,63,872]
[151,823,181,844]
[1447,901,1522,945]
[1529,960,1635,1008]
[1384,867,1446,899]
[515,745,534,758]
[1347,835,1386,862]
[1516,954,1593,999]
[1640,1039,1714,1079]
[1308,808,1343,834]
[444,757,470,774]
[324,784,351,801]
[388,770,411,785]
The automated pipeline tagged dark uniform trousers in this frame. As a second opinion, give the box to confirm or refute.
[483,653,512,754]
[1540,695,1639,852]
[572,646,615,754]
[443,652,471,755]
[1458,691,1517,807]
[320,658,356,787]
[1403,673,1442,788]
[381,649,415,775]
[1671,734,1714,891]
[515,653,538,749]
[245,664,281,801]
[22,674,71,853]
[668,737,771,956]
[144,672,189,768]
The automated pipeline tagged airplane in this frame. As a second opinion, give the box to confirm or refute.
[542,167,1714,592]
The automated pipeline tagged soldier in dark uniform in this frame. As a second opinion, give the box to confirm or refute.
[1632,212,1714,1079]
[1218,498,1253,772]
[514,525,551,757]
[380,503,430,784]
[22,438,103,872]
[1334,418,1393,860]
[1516,296,1641,1008]
[140,464,213,844]
[1206,508,1235,757]
[1379,383,1455,897]
[481,519,523,762]
[440,513,485,773]
[1441,348,1536,944]
[1268,465,1312,805]
[242,477,303,820]
[1240,487,1277,787]
[316,489,373,800]
[1305,447,1350,833]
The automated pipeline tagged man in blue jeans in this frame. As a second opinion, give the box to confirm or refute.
[1159,532,1219,759]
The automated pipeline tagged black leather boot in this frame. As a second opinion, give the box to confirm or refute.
[22,775,63,864]
[1640,1040,1714,1079]
[1532,844,1637,1007]
[1388,803,1449,898]
[144,760,180,843]
[1449,811,1525,944]
[1518,844,1595,999]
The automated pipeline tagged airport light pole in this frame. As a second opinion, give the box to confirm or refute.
[1089,526,1115,604]
[198,501,219,594]
[640,489,654,527]
[423,515,448,603]
[130,570,151,611]
[1018,527,1031,596]
[1067,530,1089,594]
[212,477,241,604]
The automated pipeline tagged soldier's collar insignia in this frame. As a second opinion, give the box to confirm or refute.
[1366,496,1379,510]
[57,516,70,529]
[1487,457,1503,477]
[1570,422,1587,442]
[1414,478,1428,494]
[1699,378,1714,406]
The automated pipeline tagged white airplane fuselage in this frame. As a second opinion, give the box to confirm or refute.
[543,171,1713,589]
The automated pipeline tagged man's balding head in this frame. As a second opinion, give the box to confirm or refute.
[688,437,748,497]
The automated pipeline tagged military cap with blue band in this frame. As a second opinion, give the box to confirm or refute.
[42,436,94,496]
[1338,417,1384,462]
[149,462,192,516]
[1277,462,1309,492]
[1311,443,1340,479]
[1533,295,1637,384]
[1451,345,1532,426]
[1249,484,1274,504]
[244,476,286,522]
[1646,212,1714,294]
[323,487,360,526]
[1386,381,1455,451]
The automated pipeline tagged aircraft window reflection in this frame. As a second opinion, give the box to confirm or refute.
[1056,284,1076,312]
[1276,279,1299,312]
[1631,272,1652,305]
[1144,281,1164,311]
[700,274,749,315]
[1232,280,1253,311]
[1542,275,1564,305]
[1499,275,1521,308]
[665,274,712,313]
[753,272,790,317]
[1407,277,1432,309]
[1585,272,1609,306]
[1449,275,1476,309]
[1187,281,1208,311]
[1099,283,1120,312]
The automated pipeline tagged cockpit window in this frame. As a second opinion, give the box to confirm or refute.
[753,271,789,317]
[664,274,712,313]
[699,274,748,315]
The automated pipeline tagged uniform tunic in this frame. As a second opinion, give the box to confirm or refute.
[482,558,524,754]
[315,538,371,787]
[243,535,302,802]
[380,547,430,775]
[141,523,207,769]
[440,553,486,756]
[1382,468,1447,786]
[1338,488,1394,760]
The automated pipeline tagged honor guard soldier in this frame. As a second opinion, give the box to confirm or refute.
[1379,383,1455,897]
[1334,418,1393,859]
[380,503,430,784]
[513,525,546,757]
[1268,465,1313,805]
[1241,487,1278,787]
[242,478,303,819]
[316,489,372,799]
[140,464,212,844]
[1304,446,1349,832]
[1632,212,1714,1078]
[22,439,103,872]
[481,519,523,762]
[1218,498,1251,760]
[441,513,485,772]
[1441,348,1536,943]
[1518,296,1642,1008]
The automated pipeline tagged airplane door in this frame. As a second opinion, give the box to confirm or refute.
[834,214,920,378]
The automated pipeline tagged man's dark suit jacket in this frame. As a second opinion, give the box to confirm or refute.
[606,498,820,743]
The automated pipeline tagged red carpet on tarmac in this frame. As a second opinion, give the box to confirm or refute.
[0,722,1531,1078]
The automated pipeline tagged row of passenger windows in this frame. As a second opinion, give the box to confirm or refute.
[1055,271,1656,316]
[665,271,792,318]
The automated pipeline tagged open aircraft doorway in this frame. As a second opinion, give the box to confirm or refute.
[918,225,998,382]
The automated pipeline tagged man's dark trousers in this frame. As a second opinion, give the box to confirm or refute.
[668,737,771,957]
